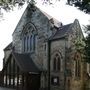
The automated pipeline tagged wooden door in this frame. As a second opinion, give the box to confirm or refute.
[26,74,40,90]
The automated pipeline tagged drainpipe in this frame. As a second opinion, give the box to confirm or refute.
[48,40,51,90]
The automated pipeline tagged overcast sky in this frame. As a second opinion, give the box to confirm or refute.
[0,0,90,70]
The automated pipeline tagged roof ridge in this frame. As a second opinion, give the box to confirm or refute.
[49,23,73,40]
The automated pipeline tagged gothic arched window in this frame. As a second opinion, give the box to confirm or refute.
[75,60,80,77]
[22,22,37,53]
[53,53,61,71]
[74,52,81,78]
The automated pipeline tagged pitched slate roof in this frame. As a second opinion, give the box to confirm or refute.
[49,23,72,40]
[12,52,40,73]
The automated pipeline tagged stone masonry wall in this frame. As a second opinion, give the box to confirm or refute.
[12,4,53,70]
[50,39,66,90]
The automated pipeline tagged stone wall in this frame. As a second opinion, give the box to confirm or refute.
[50,39,66,90]
[12,4,53,70]
[12,5,86,90]
[65,20,86,90]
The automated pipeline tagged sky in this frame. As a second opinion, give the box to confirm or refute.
[0,0,90,70]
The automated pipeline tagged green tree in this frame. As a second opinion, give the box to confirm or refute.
[67,0,90,13]
[0,0,55,11]
[0,0,90,13]
[84,25,90,63]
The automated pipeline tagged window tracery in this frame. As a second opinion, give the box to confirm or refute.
[21,22,37,53]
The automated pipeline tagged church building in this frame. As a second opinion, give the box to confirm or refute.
[1,3,87,90]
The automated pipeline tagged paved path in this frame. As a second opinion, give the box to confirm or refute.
[0,87,15,90]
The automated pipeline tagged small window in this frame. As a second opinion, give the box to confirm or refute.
[53,53,61,71]
[30,35,33,51]
[33,35,36,51]
[51,76,59,86]
[23,37,26,52]
[27,36,29,52]
[74,52,81,78]
[57,57,60,70]
[75,60,81,77]
[53,58,56,70]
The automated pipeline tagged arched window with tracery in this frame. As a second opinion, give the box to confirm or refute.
[53,53,61,71]
[21,22,37,53]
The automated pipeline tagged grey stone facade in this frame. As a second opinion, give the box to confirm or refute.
[3,4,87,90]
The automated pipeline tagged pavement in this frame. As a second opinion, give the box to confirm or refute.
[0,87,15,90]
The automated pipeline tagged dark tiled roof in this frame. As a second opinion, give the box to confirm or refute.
[12,52,40,73]
[49,23,72,40]
[4,42,12,51]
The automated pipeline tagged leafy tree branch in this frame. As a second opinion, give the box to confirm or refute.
[84,24,90,63]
